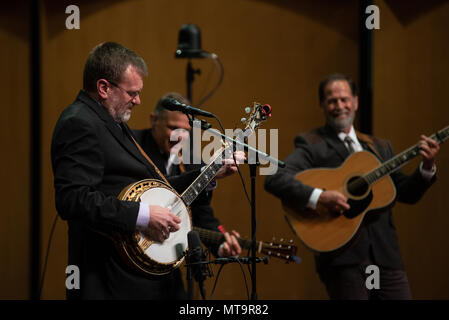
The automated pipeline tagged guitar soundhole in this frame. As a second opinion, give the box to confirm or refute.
[346,176,369,197]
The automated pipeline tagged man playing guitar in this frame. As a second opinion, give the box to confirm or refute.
[265,73,440,300]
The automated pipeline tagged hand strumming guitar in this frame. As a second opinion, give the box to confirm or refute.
[318,190,351,214]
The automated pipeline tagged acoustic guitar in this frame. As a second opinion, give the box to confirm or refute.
[283,125,448,253]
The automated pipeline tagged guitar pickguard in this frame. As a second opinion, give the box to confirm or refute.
[345,191,373,219]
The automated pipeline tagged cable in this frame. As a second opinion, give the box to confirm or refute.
[208,257,250,300]
[209,264,225,299]
[235,258,250,300]
[197,53,224,107]
[39,213,59,299]
[232,123,252,206]
[233,152,252,206]
[213,115,251,207]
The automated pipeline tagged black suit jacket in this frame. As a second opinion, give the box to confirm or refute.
[265,124,435,271]
[133,128,222,255]
[51,90,201,299]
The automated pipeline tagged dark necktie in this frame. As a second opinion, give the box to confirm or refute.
[344,136,355,154]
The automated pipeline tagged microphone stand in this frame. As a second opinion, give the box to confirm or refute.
[249,160,258,300]
[185,246,194,300]
[186,59,201,103]
[188,119,284,300]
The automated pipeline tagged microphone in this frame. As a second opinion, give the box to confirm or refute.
[187,230,206,299]
[161,98,215,118]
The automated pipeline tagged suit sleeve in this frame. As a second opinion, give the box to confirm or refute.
[264,135,316,211]
[51,116,139,234]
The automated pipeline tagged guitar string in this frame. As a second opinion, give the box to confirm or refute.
[363,129,447,185]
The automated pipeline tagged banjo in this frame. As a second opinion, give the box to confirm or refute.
[112,103,281,276]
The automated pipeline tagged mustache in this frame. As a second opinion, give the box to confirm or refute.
[331,110,349,117]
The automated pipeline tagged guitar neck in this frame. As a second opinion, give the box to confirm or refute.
[194,226,261,252]
[364,125,449,184]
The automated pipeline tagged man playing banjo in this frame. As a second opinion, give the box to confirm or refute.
[51,42,243,299]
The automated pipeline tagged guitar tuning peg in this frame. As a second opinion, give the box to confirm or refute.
[241,117,247,124]
[280,238,284,242]
[289,239,293,243]
[245,107,251,114]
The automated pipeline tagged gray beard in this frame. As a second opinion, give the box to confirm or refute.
[111,109,131,123]
[120,111,131,123]
[326,112,355,132]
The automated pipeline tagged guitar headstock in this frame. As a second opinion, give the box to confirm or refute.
[261,237,299,263]
[242,102,272,133]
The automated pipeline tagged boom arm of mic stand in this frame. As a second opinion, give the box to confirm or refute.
[202,127,285,168]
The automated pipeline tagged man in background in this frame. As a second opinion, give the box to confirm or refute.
[134,92,242,258]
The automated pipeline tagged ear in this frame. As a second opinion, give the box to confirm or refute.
[354,95,359,112]
[97,79,109,100]
[150,113,157,126]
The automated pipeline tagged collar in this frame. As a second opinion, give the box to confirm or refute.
[337,126,357,143]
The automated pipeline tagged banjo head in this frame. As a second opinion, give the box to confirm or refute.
[118,179,192,275]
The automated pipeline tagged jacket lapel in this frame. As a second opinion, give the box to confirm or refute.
[77,91,157,173]
[320,124,349,161]
[356,131,384,161]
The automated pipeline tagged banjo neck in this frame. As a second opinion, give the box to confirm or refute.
[180,145,229,207]
[180,102,271,207]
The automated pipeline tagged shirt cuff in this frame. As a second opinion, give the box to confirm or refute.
[419,162,437,181]
[307,188,323,210]
[136,203,150,230]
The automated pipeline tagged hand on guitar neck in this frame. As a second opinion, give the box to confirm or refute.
[142,205,181,243]
[418,135,440,171]
[218,230,242,257]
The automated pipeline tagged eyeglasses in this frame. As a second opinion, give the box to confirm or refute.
[107,80,141,99]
